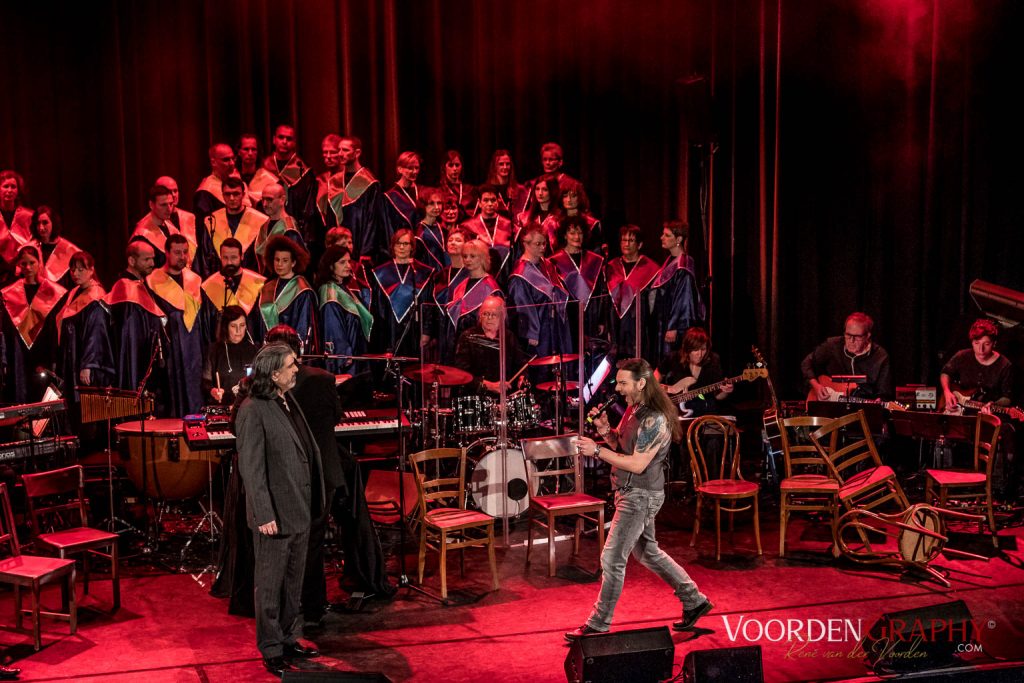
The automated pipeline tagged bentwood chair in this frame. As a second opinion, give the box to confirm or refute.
[687,416,762,560]
[408,447,499,600]
[521,434,605,577]
[810,411,910,516]
[777,416,839,557]
[924,413,1001,547]
[0,482,78,650]
[21,465,121,612]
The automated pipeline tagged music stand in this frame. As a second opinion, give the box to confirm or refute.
[807,400,889,434]
[889,411,976,471]
[829,374,867,399]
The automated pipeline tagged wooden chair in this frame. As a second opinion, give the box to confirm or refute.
[777,415,839,557]
[924,413,1001,547]
[21,465,120,612]
[520,434,605,577]
[0,482,77,651]
[687,416,762,560]
[408,447,499,599]
[810,411,910,524]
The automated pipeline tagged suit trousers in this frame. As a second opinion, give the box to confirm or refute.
[302,487,335,619]
[253,529,310,658]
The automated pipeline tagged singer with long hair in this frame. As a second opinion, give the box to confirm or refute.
[568,358,713,639]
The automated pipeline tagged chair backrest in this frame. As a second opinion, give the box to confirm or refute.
[686,415,742,487]
[974,413,1001,478]
[779,416,835,479]
[810,411,882,484]
[0,482,22,558]
[364,470,420,525]
[21,465,90,537]
[408,447,467,514]
[520,433,581,498]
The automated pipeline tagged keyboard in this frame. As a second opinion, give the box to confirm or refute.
[182,409,410,449]
[0,436,79,463]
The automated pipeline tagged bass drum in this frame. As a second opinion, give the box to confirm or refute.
[465,438,530,519]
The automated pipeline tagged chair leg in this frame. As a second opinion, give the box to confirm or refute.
[439,530,448,600]
[15,584,22,630]
[924,477,934,504]
[488,525,499,591]
[83,551,91,596]
[779,498,789,558]
[753,495,763,556]
[418,525,427,584]
[525,514,534,567]
[111,542,121,612]
[715,500,722,561]
[987,495,999,548]
[548,515,556,577]
[69,570,78,635]
[573,517,582,557]
[32,581,41,651]
[690,495,702,547]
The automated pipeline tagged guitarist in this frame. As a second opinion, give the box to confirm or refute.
[655,327,733,417]
[940,318,1014,413]
[801,311,894,401]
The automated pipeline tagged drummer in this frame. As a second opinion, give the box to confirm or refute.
[454,295,530,396]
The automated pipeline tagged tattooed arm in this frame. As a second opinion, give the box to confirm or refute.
[595,412,671,475]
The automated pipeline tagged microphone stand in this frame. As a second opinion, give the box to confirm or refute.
[134,329,162,554]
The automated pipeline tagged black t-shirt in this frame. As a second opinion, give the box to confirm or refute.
[657,351,725,416]
[941,349,1014,403]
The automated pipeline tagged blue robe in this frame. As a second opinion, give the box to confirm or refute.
[549,250,608,352]
[198,268,266,351]
[255,276,317,349]
[381,185,421,244]
[507,259,571,359]
[460,215,518,286]
[319,280,373,375]
[106,273,165,394]
[652,253,704,363]
[370,260,433,358]
[1,279,67,404]
[147,268,204,417]
[415,221,449,272]
[606,256,660,361]
[56,283,115,403]
[323,167,383,261]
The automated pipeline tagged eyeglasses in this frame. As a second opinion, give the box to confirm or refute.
[844,332,868,340]
[395,241,413,247]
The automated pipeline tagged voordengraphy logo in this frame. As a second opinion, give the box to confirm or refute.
[722,616,864,643]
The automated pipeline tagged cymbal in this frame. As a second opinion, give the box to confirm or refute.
[536,381,579,393]
[528,353,581,367]
[360,353,419,362]
[403,364,473,386]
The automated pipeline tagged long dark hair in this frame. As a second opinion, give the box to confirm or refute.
[617,357,683,442]
[249,343,293,399]
[217,305,248,343]
[316,245,352,288]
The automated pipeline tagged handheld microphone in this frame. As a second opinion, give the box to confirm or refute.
[586,393,619,424]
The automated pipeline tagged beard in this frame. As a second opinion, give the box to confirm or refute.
[220,263,240,278]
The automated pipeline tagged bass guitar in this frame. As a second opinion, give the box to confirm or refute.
[668,367,768,418]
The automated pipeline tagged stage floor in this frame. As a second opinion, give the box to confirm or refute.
[3,498,1024,682]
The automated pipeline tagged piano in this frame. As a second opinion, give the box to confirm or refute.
[0,436,79,470]
[0,399,66,422]
[183,408,411,450]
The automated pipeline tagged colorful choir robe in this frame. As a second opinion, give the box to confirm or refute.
[318,167,382,260]
[371,259,434,358]
[440,181,476,219]
[460,215,518,284]
[491,183,529,219]
[106,273,165,393]
[198,207,267,278]
[435,269,503,365]
[55,280,114,403]
[381,184,421,243]
[319,279,373,375]
[32,237,80,289]
[0,206,31,274]
[651,253,703,362]
[259,154,318,234]
[254,215,305,271]
[549,249,608,351]
[507,258,572,359]
[199,268,266,349]
[193,174,251,225]
[256,276,317,348]
[147,267,204,417]
[1,278,67,403]
[132,215,197,270]
[606,256,660,360]
[415,221,448,272]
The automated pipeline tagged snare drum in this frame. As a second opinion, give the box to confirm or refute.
[504,390,541,431]
[453,395,495,435]
[465,438,530,518]
[115,419,217,500]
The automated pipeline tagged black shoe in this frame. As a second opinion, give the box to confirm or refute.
[564,624,604,642]
[673,599,714,631]
[283,642,320,659]
[0,665,19,680]
[263,656,293,677]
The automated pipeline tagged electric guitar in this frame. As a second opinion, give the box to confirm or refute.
[668,367,768,418]
[941,387,1024,421]
[807,376,906,412]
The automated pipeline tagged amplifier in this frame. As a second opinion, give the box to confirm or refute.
[897,385,937,411]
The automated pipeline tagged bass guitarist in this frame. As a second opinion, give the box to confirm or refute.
[801,311,894,402]
[655,327,733,417]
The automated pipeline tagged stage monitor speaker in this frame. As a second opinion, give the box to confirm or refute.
[281,672,392,682]
[682,645,764,682]
[861,600,975,674]
[564,626,674,683]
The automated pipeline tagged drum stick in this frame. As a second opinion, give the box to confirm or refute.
[215,371,221,389]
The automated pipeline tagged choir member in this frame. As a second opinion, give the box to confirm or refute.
[199,237,265,350]
[133,184,192,269]
[429,228,468,365]
[327,136,382,261]
[606,225,660,360]
[517,174,559,234]
[415,190,448,272]
[0,170,31,278]
[313,134,344,239]
[201,304,257,406]
[317,246,372,375]
[55,250,114,404]
[155,175,199,259]
[106,240,163,394]
[370,228,433,358]
[29,206,79,289]
[507,225,571,358]
[255,183,305,272]
[254,124,318,237]
[1,244,66,402]
[438,237,503,367]
[557,180,605,255]
[528,142,585,199]
[484,150,529,218]
[194,142,246,225]
[255,235,317,349]
[461,185,517,284]
[327,226,372,285]
[438,150,475,219]
[198,176,266,278]
[147,234,204,417]
[439,194,462,234]
[238,133,269,192]
[549,217,608,350]
[381,151,423,241]
[651,221,702,363]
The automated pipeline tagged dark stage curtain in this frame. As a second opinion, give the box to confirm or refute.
[2,0,1022,398]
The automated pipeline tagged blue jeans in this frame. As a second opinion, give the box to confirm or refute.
[586,488,705,631]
